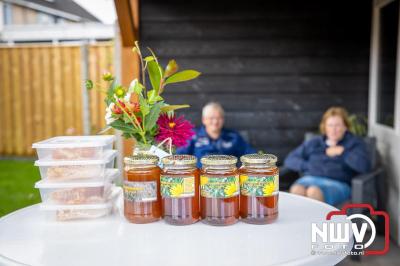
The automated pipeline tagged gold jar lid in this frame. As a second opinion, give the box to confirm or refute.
[200,155,237,165]
[124,154,159,165]
[162,155,197,166]
[240,153,277,165]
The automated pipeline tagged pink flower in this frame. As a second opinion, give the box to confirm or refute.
[155,114,195,147]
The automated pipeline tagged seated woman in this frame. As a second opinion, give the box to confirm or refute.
[284,107,371,206]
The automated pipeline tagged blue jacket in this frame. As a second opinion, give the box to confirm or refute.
[177,126,256,167]
[284,131,371,185]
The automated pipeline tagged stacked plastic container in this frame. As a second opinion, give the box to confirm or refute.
[32,135,119,221]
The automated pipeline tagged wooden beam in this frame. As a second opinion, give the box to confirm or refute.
[114,0,140,156]
[114,0,139,47]
[121,45,140,156]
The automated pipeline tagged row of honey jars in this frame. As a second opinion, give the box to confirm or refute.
[123,154,199,225]
[123,153,279,226]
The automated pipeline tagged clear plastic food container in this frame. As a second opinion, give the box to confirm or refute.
[32,135,115,160]
[35,169,119,205]
[40,187,121,221]
[34,150,117,181]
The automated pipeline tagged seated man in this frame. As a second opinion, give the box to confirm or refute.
[284,107,371,206]
[177,102,256,166]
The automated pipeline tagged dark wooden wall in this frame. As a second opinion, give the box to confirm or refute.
[139,0,372,162]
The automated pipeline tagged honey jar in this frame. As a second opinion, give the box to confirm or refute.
[200,155,239,226]
[123,155,161,223]
[239,153,279,224]
[161,155,200,225]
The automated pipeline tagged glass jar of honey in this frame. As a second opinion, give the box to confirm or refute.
[239,154,279,224]
[161,155,200,225]
[123,155,161,224]
[200,155,239,226]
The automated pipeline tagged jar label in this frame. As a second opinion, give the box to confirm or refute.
[160,175,195,198]
[200,175,239,198]
[123,181,157,202]
[240,175,279,197]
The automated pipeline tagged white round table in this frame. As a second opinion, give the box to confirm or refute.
[0,192,353,266]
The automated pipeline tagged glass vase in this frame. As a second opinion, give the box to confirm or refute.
[133,142,152,155]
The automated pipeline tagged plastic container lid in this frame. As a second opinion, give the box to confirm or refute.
[34,168,120,189]
[32,135,115,149]
[34,150,117,166]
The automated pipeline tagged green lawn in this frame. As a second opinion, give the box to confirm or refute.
[0,160,41,217]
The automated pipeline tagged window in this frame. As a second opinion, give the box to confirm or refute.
[377,0,399,127]
[3,3,12,25]
[55,17,66,24]
[37,12,55,24]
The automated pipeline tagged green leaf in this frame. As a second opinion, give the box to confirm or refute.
[164,70,201,85]
[144,56,155,62]
[164,59,179,77]
[160,104,190,113]
[122,132,132,139]
[85,80,93,90]
[147,125,158,138]
[147,60,163,94]
[132,81,144,95]
[147,90,164,104]
[122,113,132,124]
[109,120,137,133]
[145,102,163,131]
[105,81,118,105]
[139,95,150,116]
[147,90,156,102]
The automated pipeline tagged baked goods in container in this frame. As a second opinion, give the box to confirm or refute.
[56,208,110,221]
[47,165,102,181]
[35,150,117,181]
[52,147,97,160]
[35,169,119,205]
[39,186,122,221]
[50,187,106,204]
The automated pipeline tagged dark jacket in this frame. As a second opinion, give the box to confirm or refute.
[177,126,256,167]
[284,131,371,185]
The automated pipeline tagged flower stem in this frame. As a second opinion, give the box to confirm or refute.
[114,100,140,130]
[92,84,107,94]
[135,41,147,97]
[140,132,147,145]
[114,100,148,144]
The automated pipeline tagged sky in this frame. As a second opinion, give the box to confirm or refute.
[74,0,116,24]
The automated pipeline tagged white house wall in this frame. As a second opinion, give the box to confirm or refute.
[0,23,114,43]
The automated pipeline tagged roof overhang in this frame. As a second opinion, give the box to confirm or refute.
[3,0,83,22]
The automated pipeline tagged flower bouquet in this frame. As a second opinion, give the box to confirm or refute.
[86,42,200,155]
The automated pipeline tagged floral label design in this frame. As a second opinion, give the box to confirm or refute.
[160,175,195,198]
[200,175,239,198]
[123,181,157,202]
[240,175,279,197]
